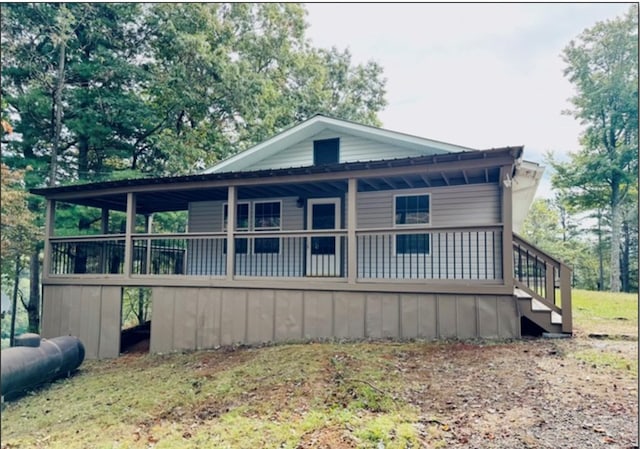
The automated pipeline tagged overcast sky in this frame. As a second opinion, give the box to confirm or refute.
[304,3,631,197]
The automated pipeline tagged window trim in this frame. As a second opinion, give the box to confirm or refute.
[222,201,250,254]
[252,200,282,255]
[393,193,431,256]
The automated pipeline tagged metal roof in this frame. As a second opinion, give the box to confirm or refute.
[30,146,523,214]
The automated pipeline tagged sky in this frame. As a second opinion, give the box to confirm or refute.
[304,3,632,197]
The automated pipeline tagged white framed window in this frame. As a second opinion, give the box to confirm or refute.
[394,193,430,255]
[253,200,281,254]
[223,202,249,254]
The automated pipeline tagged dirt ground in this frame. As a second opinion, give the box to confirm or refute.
[293,336,638,449]
[402,337,637,449]
[1,331,636,449]
[163,335,638,449]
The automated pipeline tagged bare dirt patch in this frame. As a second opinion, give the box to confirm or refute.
[395,338,638,448]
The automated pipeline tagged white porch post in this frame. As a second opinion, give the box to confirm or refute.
[42,199,56,279]
[226,186,236,280]
[500,165,514,290]
[123,192,136,277]
[347,178,357,283]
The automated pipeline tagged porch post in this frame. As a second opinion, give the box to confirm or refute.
[101,208,109,234]
[123,192,136,277]
[226,186,236,280]
[98,208,109,273]
[347,178,357,283]
[42,199,56,278]
[145,214,153,275]
[500,165,514,290]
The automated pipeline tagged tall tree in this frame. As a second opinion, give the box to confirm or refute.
[0,164,41,334]
[1,3,388,332]
[549,6,638,292]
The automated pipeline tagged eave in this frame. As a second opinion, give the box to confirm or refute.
[31,146,523,214]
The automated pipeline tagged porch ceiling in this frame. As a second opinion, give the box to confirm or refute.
[32,147,517,214]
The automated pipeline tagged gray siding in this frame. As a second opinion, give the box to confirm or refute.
[41,285,121,359]
[188,197,304,276]
[356,184,502,280]
[145,287,519,354]
[243,130,427,171]
[356,184,500,228]
[40,284,520,359]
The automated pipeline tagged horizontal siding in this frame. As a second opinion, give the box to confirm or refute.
[188,197,304,275]
[357,184,500,228]
[243,130,427,171]
[189,197,303,232]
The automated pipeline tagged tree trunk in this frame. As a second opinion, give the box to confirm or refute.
[609,190,622,292]
[27,249,41,333]
[621,219,630,292]
[597,212,604,291]
[10,256,21,347]
[50,25,66,187]
[78,135,89,180]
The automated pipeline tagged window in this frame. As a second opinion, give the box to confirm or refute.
[254,201,281,254]
[394,194,430,254]
[313,138,340,165]
[223,203,249,253]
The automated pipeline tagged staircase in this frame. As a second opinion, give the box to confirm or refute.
[513,235,572,335]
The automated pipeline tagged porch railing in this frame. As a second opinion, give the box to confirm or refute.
[50,236,127,275]
[49,226,505,282]
[513,234,572,333]
[357,226,503,280]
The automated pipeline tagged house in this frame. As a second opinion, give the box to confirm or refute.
[31,115,572,359]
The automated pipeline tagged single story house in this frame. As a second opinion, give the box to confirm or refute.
[31,115,572,358]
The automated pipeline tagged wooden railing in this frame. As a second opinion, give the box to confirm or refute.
[513,234,572,333]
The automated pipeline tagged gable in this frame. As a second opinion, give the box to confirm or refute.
[241,129,431,171]
[203,115,474,174]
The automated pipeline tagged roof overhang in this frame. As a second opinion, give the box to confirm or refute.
[31,146,523,215]
[512,160,545,232]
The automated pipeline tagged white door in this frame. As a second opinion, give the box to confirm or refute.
[306,198,341,276]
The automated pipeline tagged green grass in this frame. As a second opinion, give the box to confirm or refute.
[572,289,638,335]
[1,288,637,448]
[0,343,426,449]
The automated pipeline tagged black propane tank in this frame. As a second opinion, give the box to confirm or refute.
[1,334,85,400]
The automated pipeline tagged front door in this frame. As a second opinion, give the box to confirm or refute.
[306,198,341,276]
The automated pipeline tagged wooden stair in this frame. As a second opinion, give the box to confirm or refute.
[515,286,563,334]
[513,234,572,336]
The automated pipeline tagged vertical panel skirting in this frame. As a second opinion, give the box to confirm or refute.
[98,286,121,359]
[41,285,520,358]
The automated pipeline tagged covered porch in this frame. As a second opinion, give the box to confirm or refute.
[38,148,517,296]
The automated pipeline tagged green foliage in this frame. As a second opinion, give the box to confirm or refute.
[549,5,639,292]
[2,3,387,183]
[521,198,599,290]
[122,287,151,329]
[0,164,40,279]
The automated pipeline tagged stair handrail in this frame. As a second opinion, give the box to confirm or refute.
[512,233,572,334]
[512,233,562,269]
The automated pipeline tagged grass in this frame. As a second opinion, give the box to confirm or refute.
[571,289,638,335]
[1,343,427,449]
[1,289,637,448]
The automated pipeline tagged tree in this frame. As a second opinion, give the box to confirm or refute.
[1,3,388,332]
[521,198,599,290]
[1,164,41,337]
[549,6,638,292]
